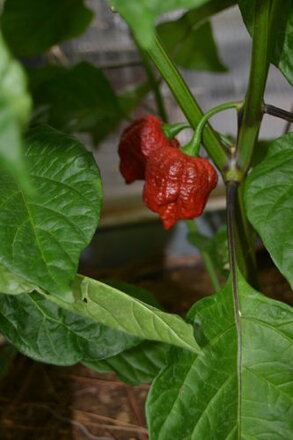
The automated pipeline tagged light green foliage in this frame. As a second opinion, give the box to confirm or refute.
[245,133,293,288]
[0,266,35,295]
[147,273,293,439]
[85,280,168,385]
[49,275,201,353]
[0,33,32,191]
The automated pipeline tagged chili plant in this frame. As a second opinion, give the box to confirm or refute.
[0,0,292,438]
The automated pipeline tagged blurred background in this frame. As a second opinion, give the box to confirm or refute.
[55,0,292,270]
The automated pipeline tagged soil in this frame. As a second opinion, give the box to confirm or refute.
[0,251,292,440]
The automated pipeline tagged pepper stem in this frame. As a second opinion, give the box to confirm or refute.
[162,122,191,139]
[182,101,243,157]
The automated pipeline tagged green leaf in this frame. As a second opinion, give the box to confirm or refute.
[0,292,139,365]
[101,279,164,310]
[157,10,230,72]
[85,279,168,385]
[188,225,229,277]
[0,125,102,301]
[0,265,36,295]
[118,81,152,116]
[48,275,201,353]
[85,341,168,385]
[147,273,293,439]
[1,0,94,57]
[110,0,234,48]
[0,33,32,192]
[245,133,293,288]
[238,0,293,85]
[28,62,123,144]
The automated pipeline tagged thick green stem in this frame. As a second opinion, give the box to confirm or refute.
[186,220,222,292]
[232,1,272,286]
[137,45,169,122]
[146,35,227,171]
[237,1,271,173]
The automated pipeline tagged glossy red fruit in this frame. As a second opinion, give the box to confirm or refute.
[143,146,218,229]
[118,115,179,184]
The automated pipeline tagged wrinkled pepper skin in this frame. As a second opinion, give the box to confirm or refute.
[143,146,218,229]
[118,115,179,184]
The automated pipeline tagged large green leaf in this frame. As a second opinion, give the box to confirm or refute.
[48,275,201,353]
[238,0,293,85]
[84,279,168,385]
[85,341,168,385]
[244,133,293,288]
[28,62,123,144]
[147,273,293,439]
[0,33,32,192]
[110,0,226,48]
[1,0,94,57]
[0,125,102,301]
[0,292,139,365]
[0,265,36,295]
[157,1,236,71]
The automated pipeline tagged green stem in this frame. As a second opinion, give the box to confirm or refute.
[237,0,271,173]
[146,35,227,171]
[162,122,191,139]
[232,1,272,286]
[137,45,169,122]
[183,101,242,157]
[186,220,221,292]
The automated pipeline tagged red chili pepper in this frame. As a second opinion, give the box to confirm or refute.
[118,115,179,184]
[143,146,218,229]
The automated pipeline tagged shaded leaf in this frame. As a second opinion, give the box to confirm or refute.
[2,0,94,57]
[157,13,228,72]
[28,62,123,144]
[0,125,102,301]
[85,341,168,385]
[188,225,229,277]
[238,0,293,85]
[245,133,293,288]
[49,275,201,353]
[0,33,32,192]
[147,273,293,439]
[110,0,234,48]
[0,292,139,365]
[118,81,152,116]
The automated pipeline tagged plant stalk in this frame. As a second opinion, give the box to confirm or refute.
[237,0,271,173]
[263,104,293,123]
[232,0,272,285]
[226,180,242,432]
[146,35,227,171]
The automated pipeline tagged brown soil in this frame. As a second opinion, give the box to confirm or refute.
[0,252,292,440]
